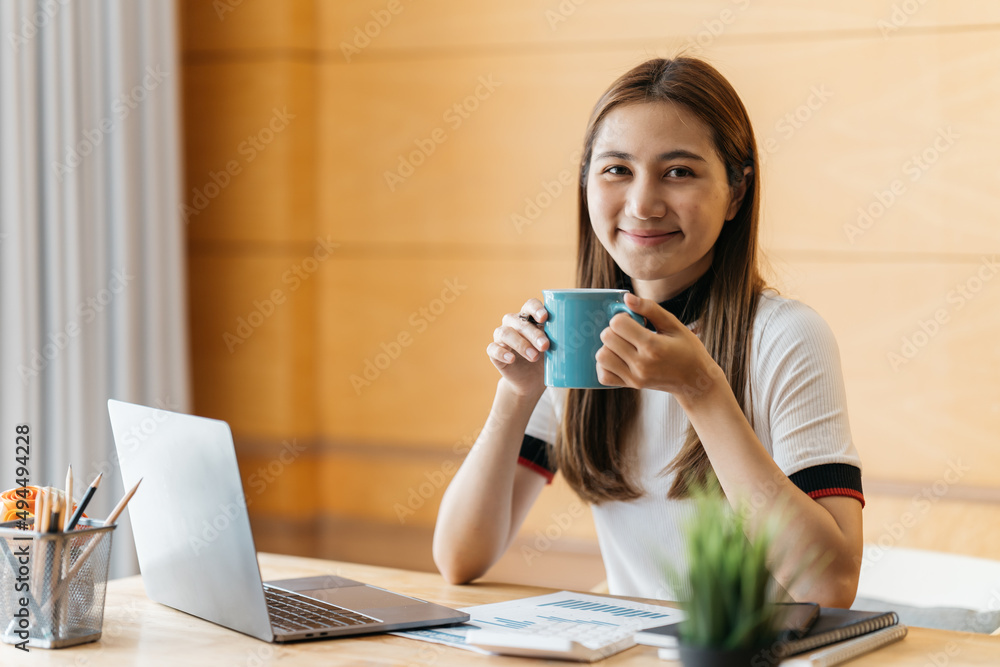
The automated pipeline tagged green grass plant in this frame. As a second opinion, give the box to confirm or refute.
[671,481,786,651]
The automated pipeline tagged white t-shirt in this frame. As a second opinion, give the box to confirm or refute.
[522,291,863,600]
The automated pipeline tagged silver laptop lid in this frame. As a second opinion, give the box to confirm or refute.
[108,399,274,642]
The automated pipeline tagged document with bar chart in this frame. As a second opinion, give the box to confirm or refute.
[392,591,683,653]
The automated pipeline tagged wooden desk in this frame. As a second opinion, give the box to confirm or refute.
[3,553,998,665]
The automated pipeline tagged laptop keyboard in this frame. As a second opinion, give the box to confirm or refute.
[264,585,380,635]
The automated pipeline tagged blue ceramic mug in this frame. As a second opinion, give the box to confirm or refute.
[542,289,644,389]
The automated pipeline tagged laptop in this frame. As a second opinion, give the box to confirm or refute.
[107,399,469,642]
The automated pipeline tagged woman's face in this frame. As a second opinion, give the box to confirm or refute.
[586,101,745,301]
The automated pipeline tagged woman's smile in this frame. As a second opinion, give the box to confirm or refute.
[618,228,682,247]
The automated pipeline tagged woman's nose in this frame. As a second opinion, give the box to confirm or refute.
[624,178,667,220]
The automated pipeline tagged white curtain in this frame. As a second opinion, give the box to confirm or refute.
[0,0,189,578]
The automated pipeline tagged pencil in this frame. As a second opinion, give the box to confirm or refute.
[34,489,50,602]
[65,472,102,532]
[61,471,73,633]
[57,478,144,591]
[37,488,50,533]
[49,493,63,615]
[50,491,65,534]
[63,466,73,531]
[104,478,142,525]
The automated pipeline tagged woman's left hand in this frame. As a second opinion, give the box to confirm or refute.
[595,292,725,401]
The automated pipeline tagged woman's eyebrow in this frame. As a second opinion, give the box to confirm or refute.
[593,149,707,162]
[658,149,707,162]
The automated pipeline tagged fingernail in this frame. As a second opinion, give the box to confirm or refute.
[504,353,514,362]
[526,348,538,360]
[536,338,547,348]
[536,309,546,319]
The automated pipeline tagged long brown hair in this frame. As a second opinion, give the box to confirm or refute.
[555,57,764,503]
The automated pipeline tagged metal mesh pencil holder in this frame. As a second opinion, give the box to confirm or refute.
[0,519,115,649]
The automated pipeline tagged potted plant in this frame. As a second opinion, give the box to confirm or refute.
[669,482,790,667]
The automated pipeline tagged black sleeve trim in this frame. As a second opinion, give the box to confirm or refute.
[517,434,556,483]
[789,463,864,507]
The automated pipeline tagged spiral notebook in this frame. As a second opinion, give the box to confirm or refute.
[776,608,899,658]
[656,607,900,662]
[779,624,908,667]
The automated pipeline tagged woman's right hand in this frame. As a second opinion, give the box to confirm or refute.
[487,298,549,397]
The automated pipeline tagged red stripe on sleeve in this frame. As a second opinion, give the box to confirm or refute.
[807,487,865,508]
[517,456,554,484]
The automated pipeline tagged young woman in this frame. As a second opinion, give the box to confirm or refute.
[433,57,863,607]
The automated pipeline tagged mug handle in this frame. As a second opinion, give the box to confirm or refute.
[608,302,647,328]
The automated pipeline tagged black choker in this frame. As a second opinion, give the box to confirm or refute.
[618,273,711,326]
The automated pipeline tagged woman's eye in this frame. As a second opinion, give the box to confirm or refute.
[666,167,693,178]
[604,165,631,176]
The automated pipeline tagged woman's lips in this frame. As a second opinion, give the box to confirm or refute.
[619,229,680,246]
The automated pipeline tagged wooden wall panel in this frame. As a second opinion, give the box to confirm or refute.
[316,54,616,248]
[181,1,328,567]
[181,0,316,52]
[714,34,1000,255]
[317,256,575,446]
[316,1,1000,54]
[183,61,316,244]
[314,451,452,526]
[774,258,1000,486]
[317,33,1000,254]
[236,442,320,519]
[309,449,597,541]
[188,253,319,439]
